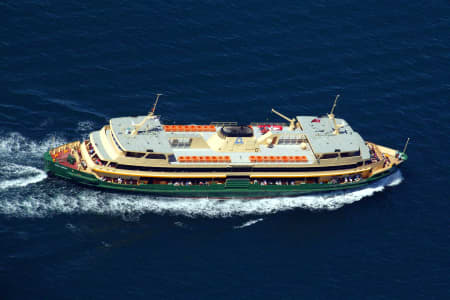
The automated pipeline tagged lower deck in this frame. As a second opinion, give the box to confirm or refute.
[44,142,406,196]
[44,155,398,197]
[47,139,404,185]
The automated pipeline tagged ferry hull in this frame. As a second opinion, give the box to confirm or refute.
[44,151,398,198]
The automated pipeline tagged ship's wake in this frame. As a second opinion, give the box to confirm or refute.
[0,131,404,219]
[0,132,64,191]
[0,163,47,190]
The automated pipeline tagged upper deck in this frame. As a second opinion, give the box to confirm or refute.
[89,113,371,167]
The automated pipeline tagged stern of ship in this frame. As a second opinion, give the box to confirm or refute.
[44,141,100,185]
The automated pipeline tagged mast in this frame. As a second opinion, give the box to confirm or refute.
[150,93,163,116]
[271,108,301,130]
[329,94,340,115]
[402,137,410,153]
[328,94,344,135]
[131,93,163,135]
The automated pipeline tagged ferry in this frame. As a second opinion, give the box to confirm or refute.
[44,95,408,197]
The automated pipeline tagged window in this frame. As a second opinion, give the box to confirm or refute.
[125,152,145,158]
[117,164,152,171]
[277,134,307,145]
[146,153,166,160]
[111,131,124,152]
[321,153,339,159]
[340,150,361,158]
[278,138,307,145]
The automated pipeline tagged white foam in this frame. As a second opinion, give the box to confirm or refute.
[0,132,67,159]
[0,132,405,219]
[101,241,112,247]
[0,163,47,190]
[234,218,264,229]
[65,223,79,232]
[0,132,56,191]
[174,221,191,229]
[77,120,96,132]
[76,121,96,140]
[0,171,403,219]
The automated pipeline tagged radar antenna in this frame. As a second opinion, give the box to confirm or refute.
[327,94,344,135]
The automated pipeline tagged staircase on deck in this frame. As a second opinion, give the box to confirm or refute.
[225,177,250,189]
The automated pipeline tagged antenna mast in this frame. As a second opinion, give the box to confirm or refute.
[131,93,163,135]
[328,94,344,135]
[329,94,340,115]
[402,137,410,153]
[271,108,301,130]
[150,93,163,116]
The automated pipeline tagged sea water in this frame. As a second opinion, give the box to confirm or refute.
[1,1,449,299]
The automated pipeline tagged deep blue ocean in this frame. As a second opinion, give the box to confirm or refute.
[1,1,449,299]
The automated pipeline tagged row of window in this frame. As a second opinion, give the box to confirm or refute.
[109,161,366,173]
[111,131,124,152]
[318,150,361,159]
[125,152,167,160]
[277,138,308,145]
